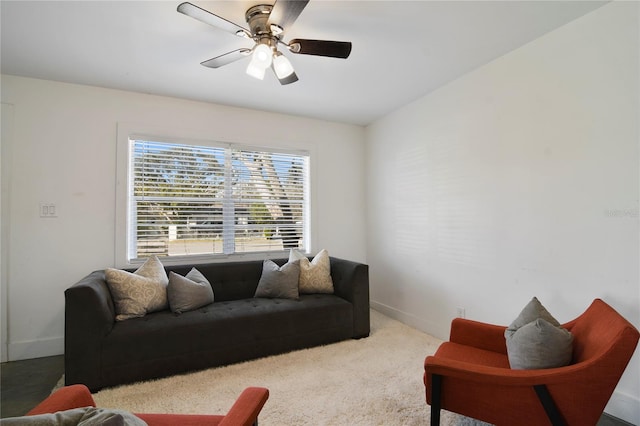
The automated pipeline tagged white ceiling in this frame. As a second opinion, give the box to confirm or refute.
[1,1,606,126]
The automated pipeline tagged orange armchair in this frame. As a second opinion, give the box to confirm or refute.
[27,384,269,426]
[424,299,639,426]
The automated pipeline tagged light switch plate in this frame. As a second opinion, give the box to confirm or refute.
[40,203,57,217]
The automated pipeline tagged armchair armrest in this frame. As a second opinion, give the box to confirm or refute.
[449,318,507,354]
[219,387,269,426]
[27,385,96,415]
[425,355,592,388]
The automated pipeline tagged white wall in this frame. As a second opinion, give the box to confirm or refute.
[2,1,639,422]
[0,75,366,361]
[366,2,639,423]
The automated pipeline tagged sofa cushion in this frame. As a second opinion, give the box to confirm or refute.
[106,256,169,321]
[254,260,300,300]
[505,297,573,369]
[289,249,334,294]
[168,268,214,314]
[165,261,264,302]
[101,295,354,385]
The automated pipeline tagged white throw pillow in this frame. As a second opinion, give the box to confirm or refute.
[106,255,169,321]
[289,249,334,294]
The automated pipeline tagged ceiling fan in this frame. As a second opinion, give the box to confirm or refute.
[177,1,352,85]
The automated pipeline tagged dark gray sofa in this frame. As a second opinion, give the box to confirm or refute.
[65,257,369,392]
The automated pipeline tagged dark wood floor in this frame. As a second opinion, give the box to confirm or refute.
[0,355,636,424]
[1,355,65,418]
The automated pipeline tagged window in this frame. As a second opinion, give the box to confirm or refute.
[125,138,309,262]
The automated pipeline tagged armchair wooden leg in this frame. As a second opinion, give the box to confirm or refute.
[533,385,566,426]
[430,374,442,426]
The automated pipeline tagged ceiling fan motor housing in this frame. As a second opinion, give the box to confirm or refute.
[246,4,277,48]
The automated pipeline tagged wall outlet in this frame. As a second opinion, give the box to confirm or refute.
[39,203,57,218]
[456,307,466,318]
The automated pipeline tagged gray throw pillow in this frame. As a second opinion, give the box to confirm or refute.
[505,297,573,370]
[254,259,300,300]
[2,407,147,426]
[508,296,561,330]
[167,268,214,314]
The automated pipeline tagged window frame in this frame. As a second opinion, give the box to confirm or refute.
[115,123,315,268]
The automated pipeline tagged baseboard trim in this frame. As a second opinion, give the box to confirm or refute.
[8,336,64,361]
[371,300,447,340]
[605,390,639,425]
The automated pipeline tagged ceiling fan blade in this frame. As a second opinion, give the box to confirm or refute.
[201,49,252,68]
[288,39,352,59]
[268,0,310,32]
[177,2,249,37]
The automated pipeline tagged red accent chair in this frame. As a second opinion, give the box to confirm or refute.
[424,299,639,426]
[27,384,269,426]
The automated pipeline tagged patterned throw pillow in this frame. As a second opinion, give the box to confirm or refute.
[289,249,334,294]
[105,255,169,321]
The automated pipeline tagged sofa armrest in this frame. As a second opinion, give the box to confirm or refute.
[27,385,96,415]
[64,271,115,391]
[219,387,269,426]
[449,318,507,354]
[330,257,370,338]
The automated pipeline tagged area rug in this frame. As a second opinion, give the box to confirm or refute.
[90,310,490,425]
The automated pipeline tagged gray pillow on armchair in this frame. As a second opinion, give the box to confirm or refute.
[504,297,573,370]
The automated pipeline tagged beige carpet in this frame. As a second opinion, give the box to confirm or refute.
[92,310,489,425]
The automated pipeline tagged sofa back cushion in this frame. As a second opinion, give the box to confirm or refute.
[163,259,289,302]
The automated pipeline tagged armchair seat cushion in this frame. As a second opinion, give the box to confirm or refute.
[101,295,353,382]
[435,342,510,369]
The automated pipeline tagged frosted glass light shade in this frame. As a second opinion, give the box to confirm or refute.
[246,60,266,80]
[252,44,273,69]
[273,53,295,78]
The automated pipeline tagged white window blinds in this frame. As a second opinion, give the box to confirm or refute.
[129,139,309,261]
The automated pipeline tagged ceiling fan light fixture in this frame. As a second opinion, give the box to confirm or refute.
[246,61,266,80]
[251,43,273,69]
[273,51,295,79]
[178,1,352,86]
